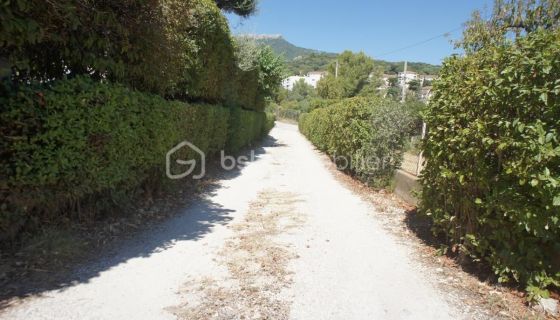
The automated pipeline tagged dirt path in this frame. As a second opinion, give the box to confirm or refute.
[1,123,457,319]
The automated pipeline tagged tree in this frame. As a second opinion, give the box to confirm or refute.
[386,87,401,101]
[256,46,285,99]
[316,51,377,99]
[457,0,560,53]
[215,0,258,17]
[290,79,316,101]
[408,79,421,93]
[317,76,345,99]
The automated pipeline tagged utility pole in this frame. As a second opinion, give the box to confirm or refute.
[416,122,427,176]
[401,60,407,103]
[335,60,339,78]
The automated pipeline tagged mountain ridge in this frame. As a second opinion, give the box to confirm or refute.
[239,34,441,76]
[241,34,334,60]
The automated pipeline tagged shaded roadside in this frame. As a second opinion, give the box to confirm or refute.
[0,135,283,308]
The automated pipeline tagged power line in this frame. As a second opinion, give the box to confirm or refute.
[376,26,463,58]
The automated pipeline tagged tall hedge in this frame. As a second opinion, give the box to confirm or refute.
[420,30,560,296]
[0,77,272,241]
[227,107,271,152]
[0,0,280,242]
[299,97,413,187]
[0,0,276,111]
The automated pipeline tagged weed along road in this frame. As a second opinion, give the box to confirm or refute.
[2,123,456,319]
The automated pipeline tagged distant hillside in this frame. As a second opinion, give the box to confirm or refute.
[241,34,441,76]
[247,34,335,61]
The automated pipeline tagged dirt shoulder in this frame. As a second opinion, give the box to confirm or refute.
[320,151,553,320]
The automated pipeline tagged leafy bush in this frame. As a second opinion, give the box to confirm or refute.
[230,40,285,111]
[264,112,276,134]
[170,0,237,101]
[299,97,414,187]
[226,108,274,152]
[420,30,560,296]
[0,77,271,241]
[0,0,280,111]
[1,0,171,92]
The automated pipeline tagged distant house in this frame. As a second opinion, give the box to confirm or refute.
[282,71,327,90]
[397,71,418,87]
[421,74,436,82]
[282,76,303,91]
[306,71,327,87]
[395,72,438,89]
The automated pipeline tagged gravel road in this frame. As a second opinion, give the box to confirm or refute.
[2,122,456,319]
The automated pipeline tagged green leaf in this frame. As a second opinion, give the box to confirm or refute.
[539,92,548,105]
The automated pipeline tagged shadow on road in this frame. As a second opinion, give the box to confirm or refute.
[0,134,285,307]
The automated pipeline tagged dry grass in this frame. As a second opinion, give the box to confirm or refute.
[172,190,304,320]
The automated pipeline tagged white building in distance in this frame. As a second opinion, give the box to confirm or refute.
[397,72,437,88]
[398,71,418,86]
[282,71,327,90]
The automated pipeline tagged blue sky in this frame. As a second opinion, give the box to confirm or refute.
[227,0,494,65]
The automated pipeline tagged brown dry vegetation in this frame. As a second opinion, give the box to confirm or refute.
[171,190,304,320]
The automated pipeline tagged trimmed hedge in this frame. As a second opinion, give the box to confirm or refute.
[299,97,413,187]
[0,77,272,240]
[227,108,271,152]
[420,30,560,296]
[0,0,275,112]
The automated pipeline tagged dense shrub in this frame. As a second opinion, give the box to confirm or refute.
[264,112,276,134]
[230,40,284,111]
[0,0,281,111]
[0,0,170,92]
[420,30,560,296]
[226,108,275,152]
[169,0,236,101]
[0,77,271,241]
[299,97,414,187]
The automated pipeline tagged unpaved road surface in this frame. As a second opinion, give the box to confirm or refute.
[2,123,456,319]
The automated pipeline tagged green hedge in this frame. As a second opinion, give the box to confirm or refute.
[299,97,413,187]
[0,77,271,240]
[0,0,274,111]
[420,30,560,296]
[264,112,276,134]
[226,108,275,152]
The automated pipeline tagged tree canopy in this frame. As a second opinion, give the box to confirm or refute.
[317,51,377,99]
[215,0,258,17]
[457,0,560,53]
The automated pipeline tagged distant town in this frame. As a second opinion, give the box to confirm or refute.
[282,70,437,102]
